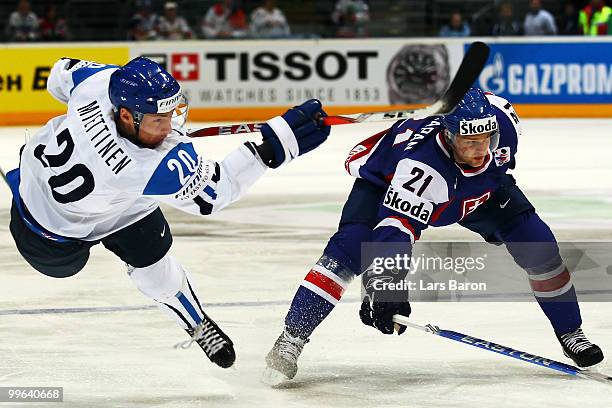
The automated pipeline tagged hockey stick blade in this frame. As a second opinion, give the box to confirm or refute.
[187,42,490,138]
[326,41,491,126]
[392,314,612,385]
[428,41,490,115]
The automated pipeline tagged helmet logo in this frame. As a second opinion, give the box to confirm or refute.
[459,117,498,136]
[119,78,138,87]
[157,91,181,113]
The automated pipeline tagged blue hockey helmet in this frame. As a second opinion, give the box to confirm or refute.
[109,56,185,130]
[441,88,499,151]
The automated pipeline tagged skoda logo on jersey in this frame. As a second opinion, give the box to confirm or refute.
[459,117,498,136]
[383,186,433,223]
[157,90,182,113]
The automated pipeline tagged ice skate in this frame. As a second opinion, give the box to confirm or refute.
[262,328,308,386]
[178,311,236,368]
[557,328,604,368]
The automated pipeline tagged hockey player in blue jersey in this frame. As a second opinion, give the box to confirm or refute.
[7,56,330,369]
[263,88,604,385]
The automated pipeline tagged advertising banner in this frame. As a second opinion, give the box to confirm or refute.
[0,46,129,125]
[2,39,611,125]
[474,41,612,116]
[131,40,464,119]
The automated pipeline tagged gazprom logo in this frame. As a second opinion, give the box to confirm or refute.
[157,88,182,113]
[459,117,498,136]
[480,53,505,94]
[478,49,612,97]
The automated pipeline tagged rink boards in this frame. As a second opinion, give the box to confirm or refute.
[1,37,612,126]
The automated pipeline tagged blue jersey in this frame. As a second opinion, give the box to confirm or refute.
[344,93,521,244]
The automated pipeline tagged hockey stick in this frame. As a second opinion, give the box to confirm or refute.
[0,166,7,185]
[187,41,490,138]
[392,315,612,385]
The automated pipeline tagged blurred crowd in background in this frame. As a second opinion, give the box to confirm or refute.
[2,0,612,42]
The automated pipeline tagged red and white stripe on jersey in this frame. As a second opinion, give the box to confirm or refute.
[345,129,387,177]
[301,264,351,305]
[373,216,418,243]
[528,263,573,298]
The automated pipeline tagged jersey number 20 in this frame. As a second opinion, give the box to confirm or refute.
[34,128,95,204]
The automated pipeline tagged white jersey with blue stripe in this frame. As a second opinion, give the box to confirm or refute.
[18,58,266,241]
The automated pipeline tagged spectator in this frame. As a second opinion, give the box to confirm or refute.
[201,0,248,39]
[523,0,557,35]
[39,4,68,41]
[128,0,159,41]
[6,0,39,41]
[250,0,290,38]
[439,10,471,37]
[157,2,193,40]
[578,0,611,35]
[332,0,369,38]
[492,2,522,36]
[559,1,580,35]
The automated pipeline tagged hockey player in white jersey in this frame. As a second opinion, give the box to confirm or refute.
[6,56,330,368]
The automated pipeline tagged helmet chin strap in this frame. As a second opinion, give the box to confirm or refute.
[132,110,144,135]
[444,128,456,146]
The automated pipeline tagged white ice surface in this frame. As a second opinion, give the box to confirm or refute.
[0,119,612,407]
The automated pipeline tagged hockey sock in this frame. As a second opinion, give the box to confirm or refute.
[284,223,369,338]
[500,211,582,335]
[128,255,206,330]
[285,254,353,339]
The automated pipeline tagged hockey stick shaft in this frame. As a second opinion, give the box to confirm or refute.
[187,41,490,138]
[185,111,398,138]
[392,315,612,385]
[0,166,6,185]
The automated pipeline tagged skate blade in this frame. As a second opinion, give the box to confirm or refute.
[563,351,605,370]
[261,367,291,387]
[577,360,604,371]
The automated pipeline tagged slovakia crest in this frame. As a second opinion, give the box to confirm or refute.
[494,147,511,167]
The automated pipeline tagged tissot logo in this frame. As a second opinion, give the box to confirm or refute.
[171,53,199,81]
[459,117,498,136]
[203,51,378,81]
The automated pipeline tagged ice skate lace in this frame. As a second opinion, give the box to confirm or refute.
[277,331,307,362]
[174,319,226,356]
[560,329,593,354]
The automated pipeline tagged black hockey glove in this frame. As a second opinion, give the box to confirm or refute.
[256,99,330,168]
[359,268,411,335]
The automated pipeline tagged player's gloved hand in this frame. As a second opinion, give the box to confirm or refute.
[257,99,330,168]
[359,275,411,335]
[359,295,411,335]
